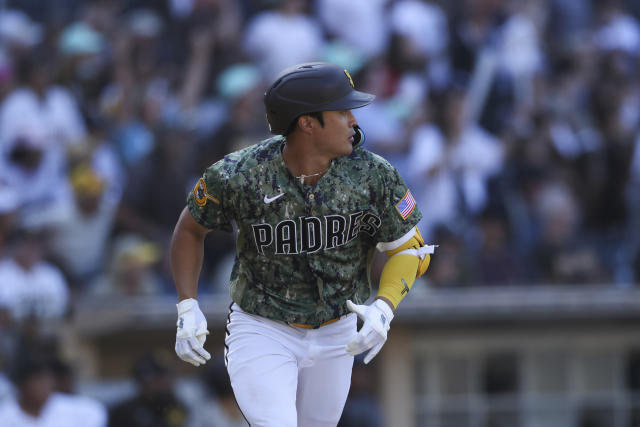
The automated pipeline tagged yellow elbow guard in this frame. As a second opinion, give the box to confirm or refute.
[377,253,420,309]
[384,228,432,278]
[377,228,435,308]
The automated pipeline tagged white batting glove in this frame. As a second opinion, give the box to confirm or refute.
[345,299,394,364]
[175,298,211,367]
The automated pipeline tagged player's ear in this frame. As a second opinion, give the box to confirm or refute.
[297,115,315,134]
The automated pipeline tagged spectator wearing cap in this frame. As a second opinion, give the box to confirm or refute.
[48,161,121,288]
[56,19,109,99]
[89,234,162,298]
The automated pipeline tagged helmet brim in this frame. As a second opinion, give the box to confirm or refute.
[320,90,375,112]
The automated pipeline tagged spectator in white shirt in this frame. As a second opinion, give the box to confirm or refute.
[389,0,449,60]
[592,0,640,55]
[0,352,106,427]
[0,48,87,224]
[0,47,87,165]
[407,83,505,240]
[316,0,390,60]
[244,0,324,80]
[0,225,69,322]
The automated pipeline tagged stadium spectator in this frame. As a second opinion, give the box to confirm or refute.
[0,224,69,322]
[530,179,609,284]
[48,149,123,289]
[0,349,106,427]
[108,351,189,427]
[471,209,524,286]
[189,355,248,427]
[89,234,162,297]
[389,0,450,87]
[243,0,324,80]
[316,0,390,60]
[407,82,505,241]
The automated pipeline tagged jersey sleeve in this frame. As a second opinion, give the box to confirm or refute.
[375,165,422,245]
[187,162,234,232]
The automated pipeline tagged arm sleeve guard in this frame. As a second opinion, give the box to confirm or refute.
[376,227,435,309]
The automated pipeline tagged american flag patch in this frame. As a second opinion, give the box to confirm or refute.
[395,190,416,220]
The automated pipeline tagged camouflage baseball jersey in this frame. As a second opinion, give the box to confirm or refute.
[187,136,422,327]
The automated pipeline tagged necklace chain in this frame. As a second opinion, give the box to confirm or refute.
[282,145,329,184]
[295,167,328,184]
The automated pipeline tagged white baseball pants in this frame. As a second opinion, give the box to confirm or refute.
[224,303,357,427]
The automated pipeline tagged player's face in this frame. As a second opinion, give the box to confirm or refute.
[315,110,358,157]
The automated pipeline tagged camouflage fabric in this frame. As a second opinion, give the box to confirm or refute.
[187,136,422,327]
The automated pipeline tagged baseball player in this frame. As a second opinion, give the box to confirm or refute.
[171,62,434,427]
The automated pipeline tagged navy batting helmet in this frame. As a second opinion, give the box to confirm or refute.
[264,62,375,135]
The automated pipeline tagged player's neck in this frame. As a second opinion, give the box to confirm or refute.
[282,139,331,184]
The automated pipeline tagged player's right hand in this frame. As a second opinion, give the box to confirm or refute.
[345,299,394,364]
[175,298,211,367]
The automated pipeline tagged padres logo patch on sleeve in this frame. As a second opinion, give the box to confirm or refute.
[395,190,416,220]
[193,178,219,206]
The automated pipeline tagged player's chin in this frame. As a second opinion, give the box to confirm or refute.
[340,142,353,156]
[344,137,355,152]
[331,138,353,157]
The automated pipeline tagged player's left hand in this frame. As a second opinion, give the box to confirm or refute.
[345,299,394,364]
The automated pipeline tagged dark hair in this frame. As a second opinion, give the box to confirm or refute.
[284,111,324,135]
[15,45,59,86]
[132,352,168,384]
[11,352,55,385]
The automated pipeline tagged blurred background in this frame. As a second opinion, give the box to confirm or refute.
[0,0,639,426]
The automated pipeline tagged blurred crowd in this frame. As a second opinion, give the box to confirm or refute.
[0,0,639,424]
